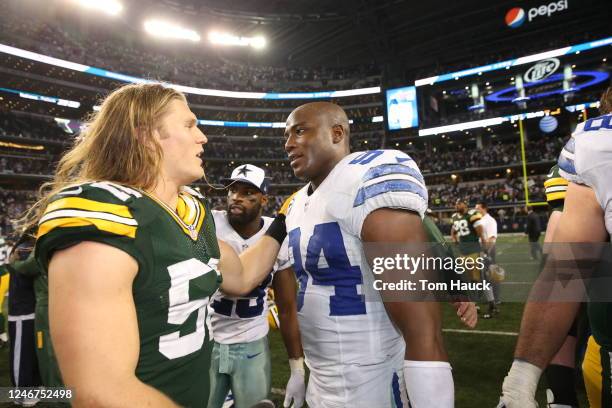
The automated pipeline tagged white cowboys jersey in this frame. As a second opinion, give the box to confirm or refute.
[558,114,612,234]
[210,211,291,344]
[285,149,427,407]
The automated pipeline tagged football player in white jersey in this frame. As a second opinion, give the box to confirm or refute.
[498,88,612,408]
[208,164,306,408]
[282,102,453,408]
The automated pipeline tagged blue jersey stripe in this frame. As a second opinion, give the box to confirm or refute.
[362,163,424,185]
[392,372,404,408]
[558,154,576,175]
[353,179,427,207]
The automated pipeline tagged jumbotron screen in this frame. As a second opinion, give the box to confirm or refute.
[385,85,419,130]
[416,40,610,129]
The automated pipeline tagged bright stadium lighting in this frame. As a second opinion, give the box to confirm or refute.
[251,36,267,50]
[73,0,123,16]
[209,31,267,49]
[144,20,201,42]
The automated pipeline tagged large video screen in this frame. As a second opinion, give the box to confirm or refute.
[414,38,611,129]
[386,86,419,130]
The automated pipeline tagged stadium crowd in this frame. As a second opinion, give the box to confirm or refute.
[0,189,36,236]
[0,111,68,142]
[420,136,565,173]
[196,105,381,122]
[0,12,380,93]
[429,176,546,208]
[0,156,54,175]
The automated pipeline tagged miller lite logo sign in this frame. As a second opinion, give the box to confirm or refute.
[523,58,560,83]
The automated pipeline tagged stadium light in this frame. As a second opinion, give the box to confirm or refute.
[72,0,123,16]
[209,31,267,49]
[144,20,201,42]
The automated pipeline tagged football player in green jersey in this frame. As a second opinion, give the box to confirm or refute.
[19,83,282,408]
[423,211,478,329]
[0,237,10,347]
[450,199,498,318]
[450,199,484,260]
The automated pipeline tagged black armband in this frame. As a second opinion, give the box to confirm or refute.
[265,214,287,245]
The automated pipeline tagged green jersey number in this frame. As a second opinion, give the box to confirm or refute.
[0,244,11,265]
[159,258,217,360]
[453,219,470,237]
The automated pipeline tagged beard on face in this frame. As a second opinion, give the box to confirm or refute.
[227,201,262,227]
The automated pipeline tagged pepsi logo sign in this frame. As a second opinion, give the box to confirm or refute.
[505,1,568,28]
[524,58,560,83]
[505,8,526,28]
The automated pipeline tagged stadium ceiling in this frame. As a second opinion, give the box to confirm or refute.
[149,0,611,69]
[7,0,612,73]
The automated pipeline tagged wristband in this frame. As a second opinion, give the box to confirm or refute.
[265,214,287,245]
[289,357,305,375]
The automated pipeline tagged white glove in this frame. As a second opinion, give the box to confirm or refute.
[498,360,541,408]
[497,394,538,408]
[284,358,306,408]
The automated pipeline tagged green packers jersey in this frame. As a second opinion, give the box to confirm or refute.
[544,165,568,211]
[424,215,469,298]
[34,181,221,408]
[588,303,612,349]
[424,216,460,259]
[451,209,482,254]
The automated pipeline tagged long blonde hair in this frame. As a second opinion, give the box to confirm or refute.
[18,83,187,234]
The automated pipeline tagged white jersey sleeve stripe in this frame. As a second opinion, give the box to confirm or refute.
[39,209,139,226]
[545,185,568,193]
[110,183,143,198]
[90,182,131,201]
[361,174,426,193]
[362,163,424,185]
[353,179,428,207]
